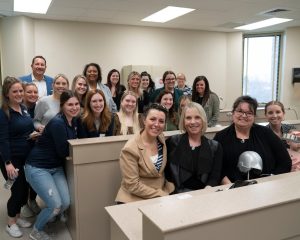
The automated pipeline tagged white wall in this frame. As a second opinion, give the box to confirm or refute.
[282,27,300,115]
[3,16,299,110]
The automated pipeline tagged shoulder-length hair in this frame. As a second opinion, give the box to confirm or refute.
[1,76,23,118]
[191,76,211,105]
[118,90,140,135]
[106,69,122,92]
[82,89,112,132]
[71,74,89,106]
[141,71,155,92]
[127,71,142,96]
[179,102,208,135]
[59,90,79,112]
[155,90,178,126]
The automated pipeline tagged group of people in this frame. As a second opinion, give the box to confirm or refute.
[0,55,298,239]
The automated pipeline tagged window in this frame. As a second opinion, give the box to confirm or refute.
[242,34,281,104]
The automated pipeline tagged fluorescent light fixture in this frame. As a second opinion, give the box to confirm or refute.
[235,17,293,30]
[142,6,195,23]
[14,0,52,14]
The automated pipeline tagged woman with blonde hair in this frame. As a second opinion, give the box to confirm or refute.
[34,73,69,132]
[71,74,89,108]
[78,89,114,138]
[127,71,149,113]
[166,102,222,193]
[113,91,140,135]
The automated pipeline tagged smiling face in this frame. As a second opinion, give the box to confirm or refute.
[160,93,173,110]
[265,104,285,127]
[121,94,137,114]
[62,97,80,120]
[86,65,99,83]
[7,83,24,106]
[184,107,203,137]
[53,77,69,96]
[141,76,150,89]
[196,80,205,96]
[128,74,140,90]
[110,71,120,85]
[232,102,255,129]
[143,109,166,138]
[75,78,88,96]
[31,57,46,79]
[24,85,38,104]
[164,73,176,91]
[90,93,105,116]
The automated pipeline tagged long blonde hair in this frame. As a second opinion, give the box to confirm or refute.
[118,90,140,135]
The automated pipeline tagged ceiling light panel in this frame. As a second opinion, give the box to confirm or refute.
[142,6,195,23]
[14,0,52,14]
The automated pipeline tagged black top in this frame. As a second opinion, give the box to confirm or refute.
[0,105,34,166]
[26,113,77,169]
[214,124,292,182]
[137,90,150,113]
[77,114,114,138]
[166,133,223,193]
[110,84,126,111]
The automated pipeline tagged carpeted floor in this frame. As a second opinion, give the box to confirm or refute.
[0,176,72,240]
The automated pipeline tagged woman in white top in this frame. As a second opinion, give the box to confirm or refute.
[34,74,69,132]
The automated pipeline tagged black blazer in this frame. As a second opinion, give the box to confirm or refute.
[166,133,223,193]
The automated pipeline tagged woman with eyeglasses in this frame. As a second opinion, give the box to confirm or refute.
[115,103,174,203]
[191,76,220,127]
[214,96,291,184]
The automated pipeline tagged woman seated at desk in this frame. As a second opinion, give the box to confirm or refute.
[166,102,223,193]
[115,103,175,203]
[214,96,291,184]
[113,91,141,136]
[77,89,114,138]
[265,100,300,171]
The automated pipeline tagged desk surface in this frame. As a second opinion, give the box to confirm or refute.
[105,172,300,240]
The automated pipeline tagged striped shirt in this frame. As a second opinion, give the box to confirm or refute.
[154,140,163,172]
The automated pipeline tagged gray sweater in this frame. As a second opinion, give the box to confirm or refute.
[34,95,60,130]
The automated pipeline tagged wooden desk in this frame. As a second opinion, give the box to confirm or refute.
[66,120,300,240]
[105,172,300,240]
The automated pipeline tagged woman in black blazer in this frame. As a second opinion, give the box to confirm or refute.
[166,102,223,193]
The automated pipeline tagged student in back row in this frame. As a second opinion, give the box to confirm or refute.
[20,56,53,98]
[150,71,183,111]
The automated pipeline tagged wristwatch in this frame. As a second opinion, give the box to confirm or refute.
[5,160,12,165]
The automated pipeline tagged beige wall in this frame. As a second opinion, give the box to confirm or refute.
[281,27,300,115]
[0,16,299,110]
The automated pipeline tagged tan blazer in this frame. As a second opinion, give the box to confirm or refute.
[115,132,175,203]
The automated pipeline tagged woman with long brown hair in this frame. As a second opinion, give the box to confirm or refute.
[78,89,114,138]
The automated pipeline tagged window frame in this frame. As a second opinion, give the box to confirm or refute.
[242,33,283,105]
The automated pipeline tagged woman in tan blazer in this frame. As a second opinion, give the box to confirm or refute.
[115,103,175,203]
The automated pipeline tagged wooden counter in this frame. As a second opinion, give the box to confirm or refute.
[66,120,300,240]
[106,172,300,240]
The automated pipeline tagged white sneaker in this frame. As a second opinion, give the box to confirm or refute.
[16,218,32,228]
[21,203,35,218]
[28,200,41,214]
[6,224,23,238]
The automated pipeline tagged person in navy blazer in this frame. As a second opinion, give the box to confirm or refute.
[19,56,53,98]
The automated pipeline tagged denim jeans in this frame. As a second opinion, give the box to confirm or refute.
[24,164,70,231]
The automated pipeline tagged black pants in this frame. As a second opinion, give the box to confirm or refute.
[1,161,28,217]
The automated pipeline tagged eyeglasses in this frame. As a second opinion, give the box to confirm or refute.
[165,78,176,82]
[234,110,254,117]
